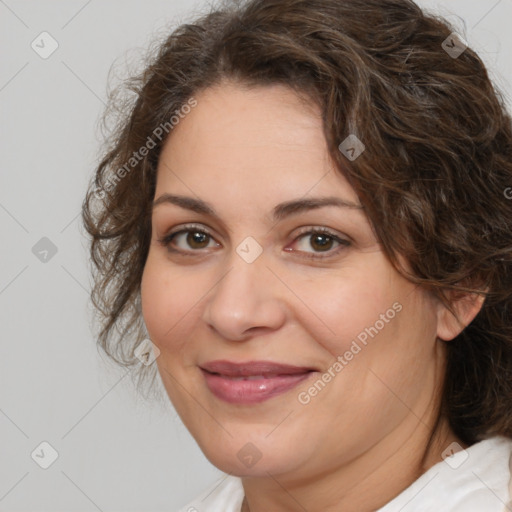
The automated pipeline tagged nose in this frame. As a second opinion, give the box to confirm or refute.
[201,249,287,341]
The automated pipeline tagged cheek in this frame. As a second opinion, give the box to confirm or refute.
[140,254,202,353]
[296,260,396,358]
[313,272,438,415]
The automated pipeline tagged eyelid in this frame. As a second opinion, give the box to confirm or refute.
[292,225,351,243]
[157,223,218,249]
[286,226,351,260]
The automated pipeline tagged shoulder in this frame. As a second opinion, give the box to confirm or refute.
[176,474,244,512]
[449,436,512,512]
[378,435,512,512]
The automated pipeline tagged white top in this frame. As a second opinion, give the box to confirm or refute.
[176,435,512,512]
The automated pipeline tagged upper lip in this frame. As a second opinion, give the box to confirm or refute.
[200,360,317,377]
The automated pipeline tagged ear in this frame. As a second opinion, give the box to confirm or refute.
[436,289,487,341]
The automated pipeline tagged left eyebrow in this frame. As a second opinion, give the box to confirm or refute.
[151,194,364,221]
[271,197,364,221]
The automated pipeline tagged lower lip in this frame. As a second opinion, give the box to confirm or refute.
[201,369,314,404]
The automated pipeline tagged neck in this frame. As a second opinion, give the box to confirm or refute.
[240,415,465,512]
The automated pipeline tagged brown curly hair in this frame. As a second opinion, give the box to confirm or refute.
[81,0,512,445]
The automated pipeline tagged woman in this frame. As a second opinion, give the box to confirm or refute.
[81,0,512,510]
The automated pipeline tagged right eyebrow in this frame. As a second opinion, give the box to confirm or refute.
[152,194,215,216]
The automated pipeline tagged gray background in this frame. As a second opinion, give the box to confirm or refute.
[1,1,511,511]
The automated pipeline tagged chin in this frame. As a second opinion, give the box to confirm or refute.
[196,435,304,478]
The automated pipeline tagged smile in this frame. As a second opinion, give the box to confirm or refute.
[199,360,317,404]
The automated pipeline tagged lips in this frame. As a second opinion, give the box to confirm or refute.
[200,360,317,404]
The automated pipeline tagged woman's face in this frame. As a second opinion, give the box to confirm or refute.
[141,81,454,479]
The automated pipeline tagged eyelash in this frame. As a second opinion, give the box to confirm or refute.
[156,223,351,260]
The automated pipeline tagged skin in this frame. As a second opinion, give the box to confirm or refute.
[140,80,484,512]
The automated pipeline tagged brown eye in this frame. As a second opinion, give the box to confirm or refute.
[185,231,210,249]
[289,228,351,260]
[309,233,335,252]
[158,225,220,252]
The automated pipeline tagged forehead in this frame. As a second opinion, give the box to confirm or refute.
[155,81,358,205]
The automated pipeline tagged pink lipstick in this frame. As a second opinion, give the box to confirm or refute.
[200,360,316,404]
